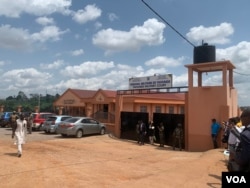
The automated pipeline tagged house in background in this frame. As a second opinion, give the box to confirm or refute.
[53,88,116,122]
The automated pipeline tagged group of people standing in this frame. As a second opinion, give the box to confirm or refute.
[136,120,184,150]
[10,111,33,158]
[212,108,250,172]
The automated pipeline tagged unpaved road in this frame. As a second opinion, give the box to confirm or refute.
[0,128,227,188]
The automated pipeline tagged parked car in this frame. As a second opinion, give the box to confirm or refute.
[43,115,72,133]
[0,112,13,127]
[57,117,106,138]
[32,112,55,130]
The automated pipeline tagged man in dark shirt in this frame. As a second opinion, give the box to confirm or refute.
[236,108,250,172]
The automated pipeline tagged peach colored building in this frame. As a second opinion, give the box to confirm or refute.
[185,60,239,151]
[53,60,240,152]
[53,88,186,139]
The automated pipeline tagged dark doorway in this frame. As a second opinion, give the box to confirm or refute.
[103,104,108,112]
[120,112,148,141]
[153,113,185,146]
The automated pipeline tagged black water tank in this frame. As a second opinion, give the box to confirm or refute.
[193,43,216,64]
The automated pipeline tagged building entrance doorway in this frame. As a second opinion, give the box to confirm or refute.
[120,112,148,141]
[153,113,185,146]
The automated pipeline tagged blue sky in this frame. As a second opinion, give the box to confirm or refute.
[0,0,250,106]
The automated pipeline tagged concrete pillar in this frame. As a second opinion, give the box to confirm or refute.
[115,95,123,138]
[58,107,64,115]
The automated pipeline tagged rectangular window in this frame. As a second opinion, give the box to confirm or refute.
[140,106,147,112]
[168,106,174,114]
[155,106,161,113]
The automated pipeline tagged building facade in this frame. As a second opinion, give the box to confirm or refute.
[53,88,186,142]
[53,60,240,151]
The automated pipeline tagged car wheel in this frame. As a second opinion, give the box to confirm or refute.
[61,134,67,137]
[100,128,105,135]
[75,130,83,138]
[38,124,43,131]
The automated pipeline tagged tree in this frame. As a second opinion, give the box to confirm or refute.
[1,91,60,113]
[17,91,28,101]
[6,96,14,100]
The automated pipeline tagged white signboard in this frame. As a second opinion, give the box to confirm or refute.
[129,74,172,89]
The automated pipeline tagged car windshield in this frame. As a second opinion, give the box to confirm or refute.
[64,117,80,123]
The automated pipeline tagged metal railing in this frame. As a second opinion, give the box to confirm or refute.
[117,86,188,95]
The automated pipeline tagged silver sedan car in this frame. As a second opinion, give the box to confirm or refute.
[43,115,72,133]
[57,117,106,138]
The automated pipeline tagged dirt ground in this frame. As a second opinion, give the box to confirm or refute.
[0,129,228,188]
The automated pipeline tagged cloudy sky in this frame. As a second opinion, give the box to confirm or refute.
[0,0,249,106]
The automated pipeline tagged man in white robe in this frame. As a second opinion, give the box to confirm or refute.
[12,114,27,157]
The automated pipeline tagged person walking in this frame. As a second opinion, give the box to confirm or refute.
[158,122,165,147]
[172,123,184,151]
[27,112,33,134]
[136,120,140,144]
[10,111,18,129]
[211,118,220,149]
[138,120,146,145]
[12,114,27,157]
[148,121,155,145]
[227,118,245,171]
[221,121,230,149]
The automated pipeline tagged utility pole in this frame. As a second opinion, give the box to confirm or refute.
[38,94,40,112]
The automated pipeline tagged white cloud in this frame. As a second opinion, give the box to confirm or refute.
[145,56,184,67]
[31,26,69,42]
[92,18,166,55]
[108,13,119,21]
[0,0,72,18]
[94,22,102,30]
[0,24,69,50]
[217,41,250,73]
[1,68,52,90]
[186,22,234,45]
[173,73,189,87]
[40,60,65,69]
[0,25,32,50]
[72,4,102,24]
[57,64,146,90]
[0,61,7,66]
[36,17,55,25]
[71,49,84,56]
[61,61,115,78]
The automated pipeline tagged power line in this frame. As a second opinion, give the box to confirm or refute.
[233,70,250,76]
[141,0,196,47]
[141,0,249,77]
